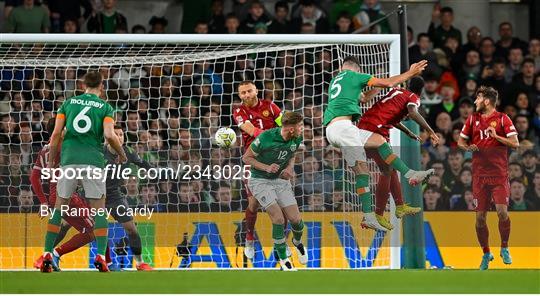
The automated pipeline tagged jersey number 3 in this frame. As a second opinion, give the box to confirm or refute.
[73,106,92,133]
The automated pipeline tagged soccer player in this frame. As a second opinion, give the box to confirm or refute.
[103,124,153,271]
[458,86,519,270]
[233,81,285,259]
[243,111,307,271]
[41,71,127,273]
[323,56,433,231]
[31,118,102,271]
[357,76,440,230]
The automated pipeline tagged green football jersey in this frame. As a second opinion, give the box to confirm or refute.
[249,128,302,179]
[322,70,373,125]
[57,93,115,168]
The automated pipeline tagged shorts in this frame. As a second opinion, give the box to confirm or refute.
[357,121,390,142]
[472,176,510,211]
[325,120,372,166]
[63,193,94,233]
[106,197,133,224]
[57,165,106,199]
[247,178,296,210]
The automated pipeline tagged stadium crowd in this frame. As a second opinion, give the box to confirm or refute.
[0,0,539,213]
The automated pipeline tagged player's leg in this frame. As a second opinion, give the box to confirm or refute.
[391,169,421,217]
[243,184,259,259]
[493,181,512,264]
[364,132,434,185]
[474,178,493,270]
[367,148,394,231]
[81,167,109,272]
[121,221,154,271]
[276,179,307,265]
[350,160,387,232]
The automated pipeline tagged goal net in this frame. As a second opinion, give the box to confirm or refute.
[0,34,401,270]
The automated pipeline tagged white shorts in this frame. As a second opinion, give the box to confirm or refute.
[57,165,106,199]
[325,120,372,166]
[247,178,297,210]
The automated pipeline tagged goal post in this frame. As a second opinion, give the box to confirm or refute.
[0,34,402,270]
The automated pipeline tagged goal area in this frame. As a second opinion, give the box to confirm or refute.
[0,34,401,270]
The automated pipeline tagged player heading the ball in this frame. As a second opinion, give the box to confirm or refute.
[323,56,433,232]
[243,111,307,271]
[41,71,127,273]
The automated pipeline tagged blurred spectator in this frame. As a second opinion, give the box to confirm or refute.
[332,11,353,34]
[451,186,475,211]
[508,58,536,101]
[232,0,251,22]
[17,187,34,213]
[47,0,92,33]
[407,26,415,48]
[428,82,460,126]
[443,149,463,190]
[180,0,211,33]
[410,33,439,75]
[495,22,529,60]
[62,18,79,33]
[131,24,146,34]
[515,92,532,117]
[329,0,362,26]
[240,0,272,34]
[87,0,127,33]
[224,13,240,34]
[527,38,540,71]
[504,47,524,83]
[194,21,209,34]
[208,0,225,33]
[479,37,497,67]
[423,185,448,211]
[514,115,538,143]
[521,150,538,189]
[460,26,482,56]
[268,1,290,34]
[420,72,442,112]
[460,49,482,84]
[149,16,168,34]
[352,0,391,34]
[301,193,325,211]
[291,0,329,34]
[480,57,508,99]
[5,0,50,33]
[453,97,474,126]
[509,178,535,211]
[526,170,540,209]
[428,5,462,49]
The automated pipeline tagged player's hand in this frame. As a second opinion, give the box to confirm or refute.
[409,60,428,76]
[468,144,479,152]
[409,132,422,143]
[429,132,440,146]
[280,167,294,180]
[486,126,497,137]
[266,163,280,174]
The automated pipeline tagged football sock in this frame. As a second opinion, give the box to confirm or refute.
[128,232,143,263]
[499,217,511,248]
[55,232,95,256]
[375,174,391,216]
[245,207,257,241]
[94,211,108,256]
[390,170,404,205]
[476,224,490,254]
[272,223,287,260]
[356,174,372,213]
[377,143,411,175]
[291,220,304,245]
[44,209,62,253]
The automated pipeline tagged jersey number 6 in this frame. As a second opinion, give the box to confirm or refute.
[73,106,92,134]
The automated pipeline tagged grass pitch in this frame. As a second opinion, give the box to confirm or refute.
[1,269,539,293]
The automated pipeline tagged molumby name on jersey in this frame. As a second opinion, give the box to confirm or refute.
[70,98,104,108]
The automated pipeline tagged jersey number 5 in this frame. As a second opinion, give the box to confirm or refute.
[73,106,92,133]
[330,76,344,99]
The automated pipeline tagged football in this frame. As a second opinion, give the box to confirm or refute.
[214,127,237,148]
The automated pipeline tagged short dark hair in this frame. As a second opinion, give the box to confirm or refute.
[225,12,238,20]
[448,148,463,157]
[275,0,288,11]
[440,7,453,14]
[47,117,56,135]
[509,178,524,186]
[417,33,430,42]
[83,71,103,88]
[237,81,256,89]
[475,85,498,105]
[407,26,413,34]
[424,185,441,194]
[499,21,512,30]
[113,124,124,131]
[281,111,303,126]
[408,76,425,96]
[480,37,495,46]
[522,58,535,67]
[342,56,360,68]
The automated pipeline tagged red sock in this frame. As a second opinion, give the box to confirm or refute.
[498,217,511,248]
[476,224,490,254]
[245,208,257,241]
[389,170,404,205]
[105,242,111,264]
[55,232,95,256]
[375,174,391,216]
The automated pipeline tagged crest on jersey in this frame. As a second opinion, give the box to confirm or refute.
[475,121,479,126]
[290,144,297,151]
[490,121,497,128]
[262,110,270,117]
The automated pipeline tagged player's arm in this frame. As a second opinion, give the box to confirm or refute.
[48,115,65,168]
[233,108,265,137]
[487,128,520,149]
[407,104,439,145]
[457,117,479,152]
[393,122,421,142]
[360,88,381,104]
[126,147,153,170]
[242,146,279,174]
[103,119,127,163]
[368,60,428,88]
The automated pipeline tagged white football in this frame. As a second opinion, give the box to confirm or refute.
[214,127,237,148]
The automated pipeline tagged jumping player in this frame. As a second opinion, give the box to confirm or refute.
[233,81,286,259]
[458,86,519,270]
[357,76,440,230]
[323,56,433,231]
[41,71,126,273]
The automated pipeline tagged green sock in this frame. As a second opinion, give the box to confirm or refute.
[272,223,287,260]
[94,212,108,256]
[44,209,62,253]
[377,142,411,174]
[291,220,304,244]
[356,174,372,213]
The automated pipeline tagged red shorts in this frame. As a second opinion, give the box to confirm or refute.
[57,193,94,233]
[357,121,390,142]
[472,176,510,211]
